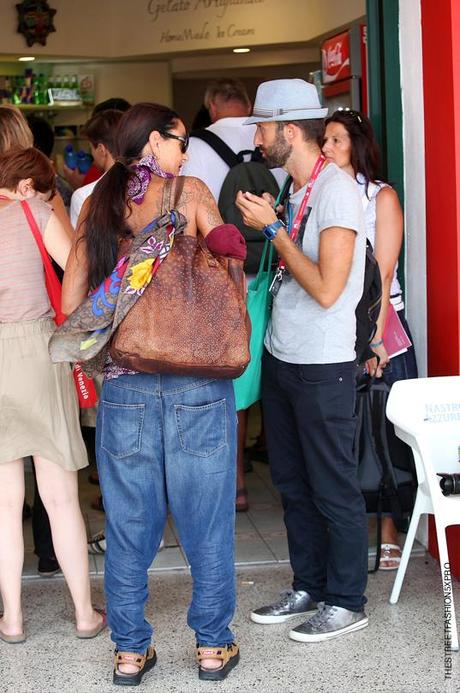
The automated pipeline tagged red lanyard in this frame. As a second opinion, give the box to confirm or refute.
[278,153,326,271]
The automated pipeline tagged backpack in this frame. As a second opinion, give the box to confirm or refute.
[355,239,382,364]
[355,376,417,571]
[190,129,280,274]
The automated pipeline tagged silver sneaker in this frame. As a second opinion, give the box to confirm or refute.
[250,590,318,624]
[289,604,368,642]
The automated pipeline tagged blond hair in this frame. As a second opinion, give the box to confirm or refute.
[0,105,34,154]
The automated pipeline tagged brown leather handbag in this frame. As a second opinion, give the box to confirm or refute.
[110,185,250,379]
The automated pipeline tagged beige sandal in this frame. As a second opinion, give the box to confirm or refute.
[75,607,107,639]
[0,614,25,644]
[197,642,240,681]
[113,647,157,686]
[0,626,26,644]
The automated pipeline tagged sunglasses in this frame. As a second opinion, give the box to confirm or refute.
[335,107,363,123]
[160,130,189,153]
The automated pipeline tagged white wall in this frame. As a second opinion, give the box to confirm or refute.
[110,0,366,57]
[0,0,365,59]
[399,0,428,546]
[399,0,427,378]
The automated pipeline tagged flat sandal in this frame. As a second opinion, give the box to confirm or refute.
[197,642,240,681]
[113,647,157,686]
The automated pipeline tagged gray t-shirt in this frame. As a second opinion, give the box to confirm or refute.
[264,163,366,364]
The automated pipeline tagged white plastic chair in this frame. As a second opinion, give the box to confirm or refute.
[386,376,460,651]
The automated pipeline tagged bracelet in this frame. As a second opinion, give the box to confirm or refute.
[370,338,384,348]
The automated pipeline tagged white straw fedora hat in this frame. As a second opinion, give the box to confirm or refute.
[244,79,328,125]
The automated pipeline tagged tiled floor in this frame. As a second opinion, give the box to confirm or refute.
[14,432,450,693]
[22,456,425,579]
[7,542,456,693]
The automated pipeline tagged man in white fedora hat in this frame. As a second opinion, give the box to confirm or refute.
[236,79,368,642]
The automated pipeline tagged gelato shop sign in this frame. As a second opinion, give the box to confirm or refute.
[147,0,264,44]
[148,0,264,22]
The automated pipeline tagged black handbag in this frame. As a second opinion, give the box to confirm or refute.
[354,374,417,572]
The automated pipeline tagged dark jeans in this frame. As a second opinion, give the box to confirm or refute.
[262,350,368,612]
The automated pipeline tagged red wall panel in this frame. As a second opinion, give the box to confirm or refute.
[421,0,460,576]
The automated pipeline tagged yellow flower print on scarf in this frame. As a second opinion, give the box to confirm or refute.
[127,258,155,291]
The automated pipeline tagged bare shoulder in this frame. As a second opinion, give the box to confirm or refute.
[376,185,401,211]
[174,176,221,230]
[178,176,213,200]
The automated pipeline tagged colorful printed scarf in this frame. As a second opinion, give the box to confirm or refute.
[49,209,186,376]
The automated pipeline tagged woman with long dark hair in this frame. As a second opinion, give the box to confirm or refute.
[323,109,418,570]
[61,103,243,686]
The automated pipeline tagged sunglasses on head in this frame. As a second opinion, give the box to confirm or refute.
[334,107,363,123]
[160,130,189,153]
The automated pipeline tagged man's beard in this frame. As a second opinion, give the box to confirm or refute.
[261,134,292,168]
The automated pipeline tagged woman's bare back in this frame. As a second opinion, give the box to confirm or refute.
[126,176,222,239]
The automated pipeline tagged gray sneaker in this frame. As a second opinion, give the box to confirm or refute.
[250,590,318,624]
[289,604,368,642]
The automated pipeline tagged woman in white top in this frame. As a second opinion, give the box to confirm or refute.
[323,109,417,570]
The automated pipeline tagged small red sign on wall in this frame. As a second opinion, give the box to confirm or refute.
[321,30,351,84]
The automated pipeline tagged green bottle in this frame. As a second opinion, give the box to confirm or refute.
[12,76,21,105]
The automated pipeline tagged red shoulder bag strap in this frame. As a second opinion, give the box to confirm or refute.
[20,200,98,408]
[21,200,67,326]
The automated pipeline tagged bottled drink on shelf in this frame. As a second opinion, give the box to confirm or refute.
[70,74,79,93]
[11,76,21,106]
[4,76,12,104]
[76,150,93,174]
[0,68,85,106]
[24,69,33,89]
[39,74,49,104]
[64,144,78,170]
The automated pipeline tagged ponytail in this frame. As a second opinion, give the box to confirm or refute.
[84,161,132,289]
[80,102,181,289]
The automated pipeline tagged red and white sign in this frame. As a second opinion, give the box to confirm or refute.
[321,30,351,84]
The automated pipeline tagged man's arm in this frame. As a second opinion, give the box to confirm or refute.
[236,191,356,309]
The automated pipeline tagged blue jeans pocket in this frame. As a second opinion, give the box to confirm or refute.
[100,400,145,459]
[174,398,227,460]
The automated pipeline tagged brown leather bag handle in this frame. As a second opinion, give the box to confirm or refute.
[165,177,218,267]
[161,177,185,214]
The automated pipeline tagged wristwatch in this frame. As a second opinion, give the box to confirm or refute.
[263,219,285,241]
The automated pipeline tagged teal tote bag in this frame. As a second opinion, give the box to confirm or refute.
[233,240,274,411]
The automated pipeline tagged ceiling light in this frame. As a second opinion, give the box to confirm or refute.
[18,56,35,62]
[233,48,250,54]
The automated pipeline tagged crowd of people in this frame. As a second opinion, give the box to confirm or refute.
[0,77,417,686]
